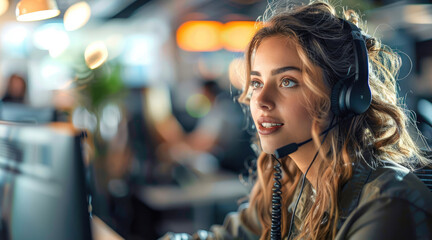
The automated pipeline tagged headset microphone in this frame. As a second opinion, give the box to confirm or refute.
[273,122,339,159]
[274,139,311,158]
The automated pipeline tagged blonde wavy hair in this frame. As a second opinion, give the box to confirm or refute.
[238,1,431,239]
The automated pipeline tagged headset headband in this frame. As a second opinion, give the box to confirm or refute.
[330,18,372,116]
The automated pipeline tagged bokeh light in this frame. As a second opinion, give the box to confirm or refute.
[122,34,156,65]
[176,21,223,52]
[64,1,91,31]
[404,5,432,24]
[85,41,108,69]
[33,23,70,57]
[1,24,29,50]
[185,94,211,118]
[146,87,172,122]
[100,104,121,141]
[0,0,9,16]
[72,107,98,132]
[221,21,257,52]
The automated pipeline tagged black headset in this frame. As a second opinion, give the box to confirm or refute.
[330,19,372,117]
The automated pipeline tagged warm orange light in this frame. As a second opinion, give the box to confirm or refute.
[0,0,9,17]
[176,21,223,52]
[16,0,60,22]
[64,1,91,31]
[85,41,108,69]
[221,21,257,52]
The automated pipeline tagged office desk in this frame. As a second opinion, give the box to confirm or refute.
[136,172,249,210]
[136,172,249,232]
[92,216,124,240]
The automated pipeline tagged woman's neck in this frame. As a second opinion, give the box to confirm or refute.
[289,141,323,189]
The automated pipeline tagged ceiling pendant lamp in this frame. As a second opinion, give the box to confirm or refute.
[16,0,60,22]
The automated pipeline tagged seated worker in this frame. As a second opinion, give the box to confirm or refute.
[2,74,27,103]
[161,0,432,239]
[156,80,251,176]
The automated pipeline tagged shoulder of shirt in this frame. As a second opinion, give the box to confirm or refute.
[359,160,432,216]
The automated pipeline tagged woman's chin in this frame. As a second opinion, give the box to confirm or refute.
[260,144,276,155]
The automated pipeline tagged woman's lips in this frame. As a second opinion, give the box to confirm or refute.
[257,122,284,135]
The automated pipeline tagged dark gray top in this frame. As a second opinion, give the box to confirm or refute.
[160,155,432,239]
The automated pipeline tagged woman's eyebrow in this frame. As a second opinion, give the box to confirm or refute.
[271,66,301,75]
[250,66,301,77]
[251,71,260,76]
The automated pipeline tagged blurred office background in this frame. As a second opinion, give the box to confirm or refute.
[0,0,431,239]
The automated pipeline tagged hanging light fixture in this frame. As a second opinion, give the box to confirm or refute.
[16,0,60,22]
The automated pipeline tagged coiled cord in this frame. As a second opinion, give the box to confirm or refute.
[270,116,336,240]
[271,155,282,240]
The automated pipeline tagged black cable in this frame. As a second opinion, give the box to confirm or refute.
[286,116,335,239]
[292,120,340,147]
[285,146,320,239]
[270,116,335,240]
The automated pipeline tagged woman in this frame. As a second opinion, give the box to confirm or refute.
[162,1,432,239]
[1,74,27,103]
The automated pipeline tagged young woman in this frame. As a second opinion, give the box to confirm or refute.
[162,1,432,239]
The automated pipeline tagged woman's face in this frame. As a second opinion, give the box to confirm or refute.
[250,36,314,154]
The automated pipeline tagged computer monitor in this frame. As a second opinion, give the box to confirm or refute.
[0,102,55,124]
[0,121,92,240]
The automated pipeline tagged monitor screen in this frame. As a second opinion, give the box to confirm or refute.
[0,122,92,240]
[0,102,55,124]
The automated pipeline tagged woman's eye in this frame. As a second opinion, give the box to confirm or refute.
[250,80,263,89]
[281,78,297,88]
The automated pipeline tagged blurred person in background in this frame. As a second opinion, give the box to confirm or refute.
[1,74,27,103]
[92,89,164,240]
[0,73,57,123]
[156,79,252,180]
[161,0,432,239]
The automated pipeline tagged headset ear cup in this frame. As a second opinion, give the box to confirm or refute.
[331,80,344,116]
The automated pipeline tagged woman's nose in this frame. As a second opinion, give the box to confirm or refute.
[255,85,275,111]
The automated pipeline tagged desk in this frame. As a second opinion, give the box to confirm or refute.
[92,216,124,240]
[135,173,249,233]
[135,172,249,232]
[136,172,249,210]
